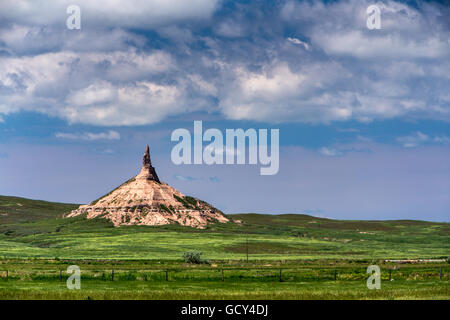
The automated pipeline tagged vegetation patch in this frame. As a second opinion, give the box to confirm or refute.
[182,251,209,264]
[224,242,326,254]
[173,195,195,209]
[159,204,172,214]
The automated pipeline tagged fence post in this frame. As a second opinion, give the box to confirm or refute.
[389,269,392,281]
[246,238,249,263]
[440,267,442,280]
[60,270,62,282]
[6,270,8,281]
[112,269,114,281]
[221,269,224,282]
[279,269,282,282]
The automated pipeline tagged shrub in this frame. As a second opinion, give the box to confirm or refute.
[182,251,208,264]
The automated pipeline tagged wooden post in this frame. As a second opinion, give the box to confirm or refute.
[389,269,392,281]
[6,270,8,281]
[112,269,114,281]
[334,269,337,281]
[246,238,249,263]
[165,270,168,281]
[221,269,224,282]
[440,267,442,280]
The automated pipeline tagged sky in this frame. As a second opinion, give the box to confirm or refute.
[0,0,449,221]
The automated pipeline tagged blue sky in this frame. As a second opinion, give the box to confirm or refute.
[0,0,449,221]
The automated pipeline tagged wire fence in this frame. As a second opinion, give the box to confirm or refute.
[0,266,447,282]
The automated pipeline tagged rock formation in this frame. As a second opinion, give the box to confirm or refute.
[141,144,160,183]
[66,145,229,228]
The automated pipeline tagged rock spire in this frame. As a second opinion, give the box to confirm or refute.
[66,145,229,228]
[139,145,160,183]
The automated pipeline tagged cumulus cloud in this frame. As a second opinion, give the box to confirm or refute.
[55,130,120,141]
[0,0,449,126]
[397,132,450,148]
[220,62,351,122]
[63,81,187,126]
[397,131,429,148]
[281,0,450,59]
[0,49,212,125]
[0,0,220,29]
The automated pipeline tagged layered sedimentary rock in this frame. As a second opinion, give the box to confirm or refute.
[66,146,229,228]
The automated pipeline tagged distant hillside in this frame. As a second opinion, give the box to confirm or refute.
[230,213,440,232]
[0,195,448,260]
[0,195,78,224]
[0,195,445,229]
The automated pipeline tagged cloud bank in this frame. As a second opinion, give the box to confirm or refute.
[0,0,448,126]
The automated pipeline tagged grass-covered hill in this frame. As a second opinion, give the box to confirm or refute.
[0,195,448,260]
[0,195,78,224]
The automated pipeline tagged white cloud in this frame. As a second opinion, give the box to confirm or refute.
[220,63,305,121]
[55,130,120,141]
[397,131,429,148]
[0,0,220,29]
[0,0,448,126]
[397,132,450,148]
[313,30,449,59]
[337,128,359,133]
[218,60,437,123]
[0,50,204,125]
[174,174,198,181]
[282,0,450,59]
[0,24,147,54]
[319,147,341,157]
[204,144,242,156]
[286,37,311,50]
[188,74,218,96]
[66,81,117,107]
[433,135,450,144]
[216,22,245,38]
[356,135,372,142]
[102,148,115,154]
[63,81,187,126]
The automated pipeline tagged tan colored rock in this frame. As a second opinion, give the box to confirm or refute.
[66,145,229,228]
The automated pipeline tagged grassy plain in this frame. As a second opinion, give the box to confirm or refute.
[0,195,448,299]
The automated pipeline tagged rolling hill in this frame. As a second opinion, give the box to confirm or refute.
[0,195,448,260]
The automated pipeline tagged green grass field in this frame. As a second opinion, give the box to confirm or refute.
[0,195,448,299]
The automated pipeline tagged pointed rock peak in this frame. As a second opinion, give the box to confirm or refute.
[139,144,160,183]
[143,144,151,167]
[67,145,229,228]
